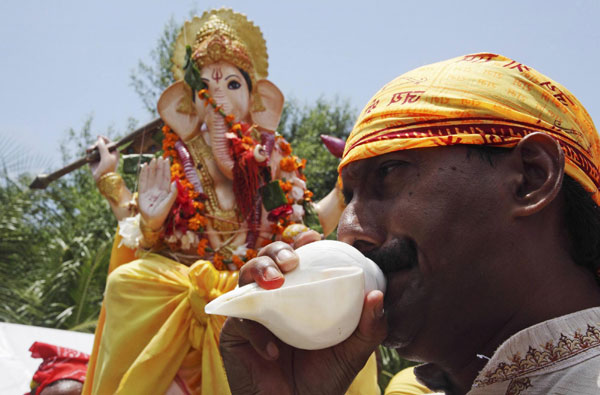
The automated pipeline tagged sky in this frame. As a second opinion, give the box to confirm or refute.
[1,0,599,175]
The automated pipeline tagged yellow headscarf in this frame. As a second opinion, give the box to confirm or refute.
[340,53,600,205]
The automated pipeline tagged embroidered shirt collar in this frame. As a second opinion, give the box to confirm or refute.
[472,306,600,388]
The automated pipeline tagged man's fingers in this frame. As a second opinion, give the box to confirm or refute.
[239,256,284,289]
[237,242,300,289]
[346,290,387,358]
[221,317,281,362]
[220,318,291,395]
[293,230,322,248]
[358,290,387,340]
[325,290,386,380]
[258,241,299,273]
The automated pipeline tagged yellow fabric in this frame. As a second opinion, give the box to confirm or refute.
[346,353,379,395]
[85,253,238,394]
[340,53,600,205]
[83,231,136,395]
[385,367,433,395]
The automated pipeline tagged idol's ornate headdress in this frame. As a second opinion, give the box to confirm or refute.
[172,8,269,90]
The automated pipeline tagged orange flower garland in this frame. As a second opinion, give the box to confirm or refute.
[155,89,315,271]
[196,238,209,256]
[159,100,262,270]
[278,139,292,156]
[267,136,314,237]
[161,125,208,252]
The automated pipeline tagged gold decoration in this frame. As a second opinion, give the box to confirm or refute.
[185,135,242,239]
[140,217,162,248]
[193,15,253,77]
[96,172,125,206]
[172,8,268,87]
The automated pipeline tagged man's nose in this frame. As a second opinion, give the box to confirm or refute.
[337,199,383,254]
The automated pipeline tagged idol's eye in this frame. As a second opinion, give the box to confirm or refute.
[228,80,241,90]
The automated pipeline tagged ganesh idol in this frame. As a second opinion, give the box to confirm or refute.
[82,8,378,395]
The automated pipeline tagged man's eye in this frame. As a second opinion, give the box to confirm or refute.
[228,80,241,90]
[377,161,406,177]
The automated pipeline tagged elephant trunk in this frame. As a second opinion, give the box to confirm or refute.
[207,91,235,180]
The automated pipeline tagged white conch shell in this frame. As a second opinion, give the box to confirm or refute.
[205,240,386,350]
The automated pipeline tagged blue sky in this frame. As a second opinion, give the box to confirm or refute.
[1,0,599,173]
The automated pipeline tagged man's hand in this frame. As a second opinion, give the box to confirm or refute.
[138,157,177,231]
[219,236,388,395]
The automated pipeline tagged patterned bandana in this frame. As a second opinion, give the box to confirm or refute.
[29,342,89,395]
[340,53,600,205]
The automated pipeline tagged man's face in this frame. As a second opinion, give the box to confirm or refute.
[338,146,514,362]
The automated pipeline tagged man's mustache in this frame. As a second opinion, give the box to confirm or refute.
[365,238,418,275]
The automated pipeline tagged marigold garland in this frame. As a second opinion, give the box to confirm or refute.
[245,248,258,260]
[213,253,225,270]
[196,238,209,256]
[152,89,316,271]
[268,136,314,236]
[161,126,207,250]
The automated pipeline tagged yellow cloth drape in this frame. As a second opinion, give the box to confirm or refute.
[85,252,237,394]
[347,353,379,394]
[83,234,378,394]
[385,367,433,395]
[83,231,136,395]
[340,53,600,205]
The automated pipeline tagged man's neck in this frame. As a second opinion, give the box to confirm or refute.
[419,258,600,394]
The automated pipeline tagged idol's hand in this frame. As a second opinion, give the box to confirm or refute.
[138,157,177,231]
[88,136,119,182]
[219,235,388,395]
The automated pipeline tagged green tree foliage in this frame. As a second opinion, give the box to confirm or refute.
[378,345,418,391]
[278,98,356,200]
[0,118,117,331]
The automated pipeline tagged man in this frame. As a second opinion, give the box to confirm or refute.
[218,53,600,394]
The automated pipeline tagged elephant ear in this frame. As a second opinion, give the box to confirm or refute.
[250,80,284,132]
[157,81,206,141]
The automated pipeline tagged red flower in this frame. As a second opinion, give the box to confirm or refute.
[267,204,293,222]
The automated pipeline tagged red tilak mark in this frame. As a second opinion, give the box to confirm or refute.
[212,68,223,83]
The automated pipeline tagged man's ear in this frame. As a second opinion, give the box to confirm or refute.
[511,132,564,217]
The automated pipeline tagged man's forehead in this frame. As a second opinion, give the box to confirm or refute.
[341,149,418,180]
[340,145,494,182]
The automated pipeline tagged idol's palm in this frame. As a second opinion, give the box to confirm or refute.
[138,157,177,230]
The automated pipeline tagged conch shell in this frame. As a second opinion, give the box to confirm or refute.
[205,240,386,350]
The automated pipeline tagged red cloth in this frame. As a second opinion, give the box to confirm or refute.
[28,342,89,395]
